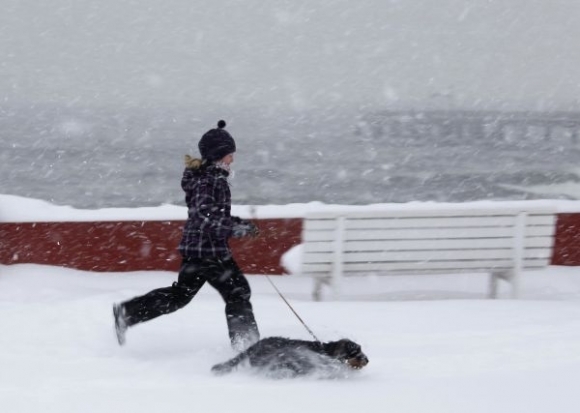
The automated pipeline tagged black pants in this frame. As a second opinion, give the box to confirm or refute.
[120,256,260,350]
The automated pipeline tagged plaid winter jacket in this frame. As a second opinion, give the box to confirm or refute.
[178,161,241,258]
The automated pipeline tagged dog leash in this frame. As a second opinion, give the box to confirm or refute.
[265,274,321,343]
[249,205,321,344]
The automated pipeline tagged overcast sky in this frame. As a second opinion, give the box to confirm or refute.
[2,0,580,111]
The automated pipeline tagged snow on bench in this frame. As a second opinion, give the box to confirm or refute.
[299,204,556,300]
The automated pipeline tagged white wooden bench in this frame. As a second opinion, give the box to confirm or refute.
[300,204,556,300]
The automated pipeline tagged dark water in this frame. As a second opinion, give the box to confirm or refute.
[1,104,579,209]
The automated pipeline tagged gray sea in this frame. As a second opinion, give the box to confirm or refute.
[2,104,579,209]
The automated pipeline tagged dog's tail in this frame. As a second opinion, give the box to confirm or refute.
[211,353,248,376]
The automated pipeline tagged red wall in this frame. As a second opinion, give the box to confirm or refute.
[0,219,302,274]
[2,213,580,273]
[551,214,580,266]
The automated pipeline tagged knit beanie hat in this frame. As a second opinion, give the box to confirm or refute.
[198,120,236,162]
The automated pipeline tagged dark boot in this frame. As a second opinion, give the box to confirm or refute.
[226,301,260,351]
[113,303,127,345]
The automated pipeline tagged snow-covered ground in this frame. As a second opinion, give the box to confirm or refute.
[2,263,580,413]
[3,195,580,412]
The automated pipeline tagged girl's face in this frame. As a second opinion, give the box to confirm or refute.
[220,153,234,165]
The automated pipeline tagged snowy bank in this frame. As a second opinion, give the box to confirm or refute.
[4,193,580,223]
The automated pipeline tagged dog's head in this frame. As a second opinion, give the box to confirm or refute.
[324,339,369,370]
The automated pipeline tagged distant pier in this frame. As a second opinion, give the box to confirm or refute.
[356,110,580,145]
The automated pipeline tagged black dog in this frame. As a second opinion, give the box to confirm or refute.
[211,337,369,378]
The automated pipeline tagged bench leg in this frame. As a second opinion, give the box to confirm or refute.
[489,271,515,299]
[489,271,509,299]
[313,277,333,301]
[511,268,521,299]
[488,272,499,299]
[313,278,325,301]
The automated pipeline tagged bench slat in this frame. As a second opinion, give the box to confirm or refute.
[303,258,550,274]
[306,207,555,220]
[304,215,555,231]
[303,237,554,253]
[303,248,551,264]
[303,226,554,242]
